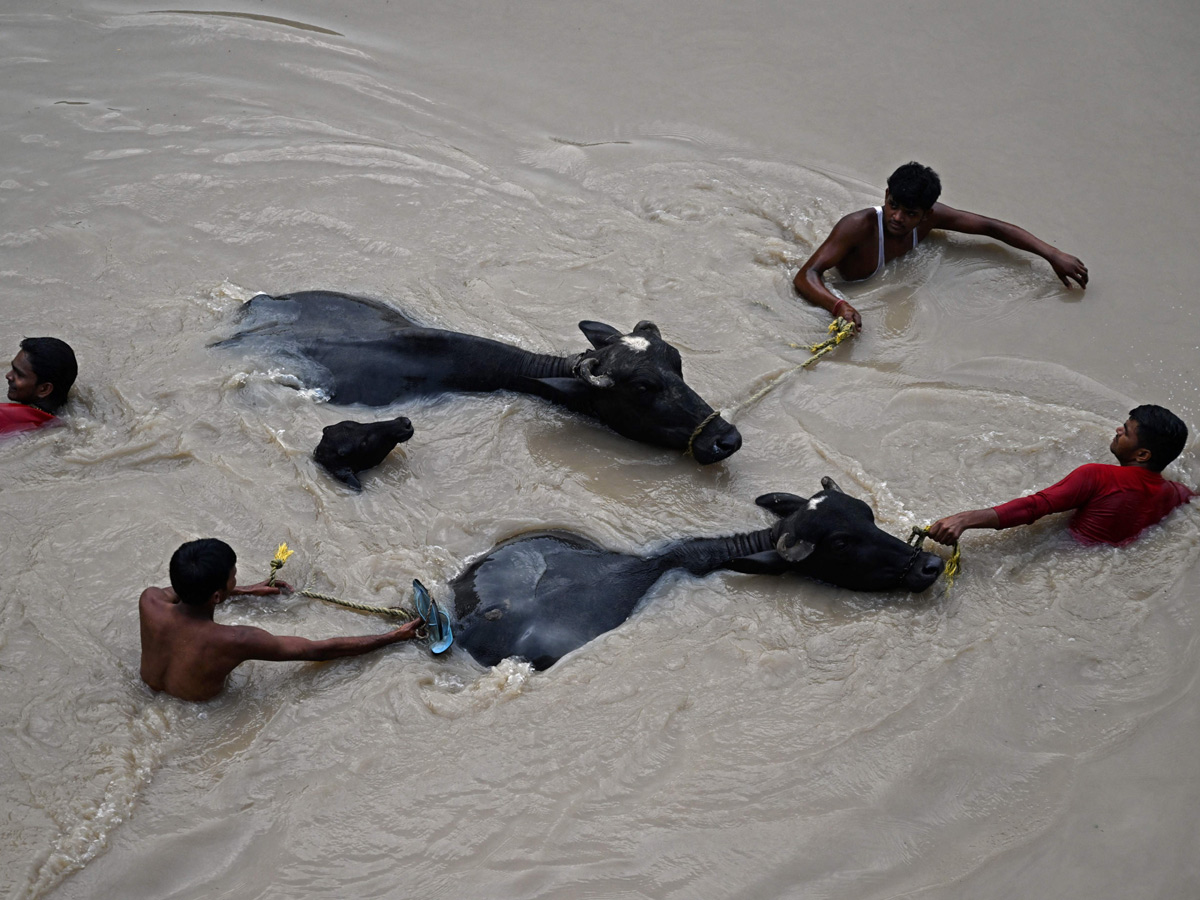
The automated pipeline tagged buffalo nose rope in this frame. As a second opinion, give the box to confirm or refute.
[906,527,962,593]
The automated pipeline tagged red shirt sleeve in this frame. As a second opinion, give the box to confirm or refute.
[992,465,1100,529]
[0,404,56,436]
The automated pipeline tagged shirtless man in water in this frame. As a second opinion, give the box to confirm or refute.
[139,538,422,701]
[793,161,1089,330]
[928,405,1193,548]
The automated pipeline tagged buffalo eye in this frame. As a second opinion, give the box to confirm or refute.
[826,535,851,552]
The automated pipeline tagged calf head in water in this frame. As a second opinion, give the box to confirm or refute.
[313,416,414,491]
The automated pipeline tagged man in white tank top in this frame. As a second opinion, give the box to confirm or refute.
[793,162,1088,331]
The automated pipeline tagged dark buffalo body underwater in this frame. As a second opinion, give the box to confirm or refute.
[219,291,742,464]
[449,479,946,670]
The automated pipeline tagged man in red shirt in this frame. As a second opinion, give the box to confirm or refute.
[929,405,1193,548]
[2,337,77,436]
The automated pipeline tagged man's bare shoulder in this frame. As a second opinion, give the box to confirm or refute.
[832,206,878,235]
[803,207,877,272]
[139,585,177,610]
[923,202,983,231]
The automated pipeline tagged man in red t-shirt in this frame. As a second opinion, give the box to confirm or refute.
[929,405,1194,548]
[2,337,77,436]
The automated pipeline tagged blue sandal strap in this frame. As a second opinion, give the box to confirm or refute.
[412,579,453,654]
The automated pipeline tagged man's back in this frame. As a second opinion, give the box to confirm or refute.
[139,572,421,702]
[139,588,248,701]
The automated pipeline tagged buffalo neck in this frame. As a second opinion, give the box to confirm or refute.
[653,528,775,576]
[401,328,580,397]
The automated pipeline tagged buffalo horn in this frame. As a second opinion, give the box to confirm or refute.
[576,356,614,388]
[776,533,816,562]
[820,476,844,494]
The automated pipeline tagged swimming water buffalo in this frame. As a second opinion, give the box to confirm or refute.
[313,416,414,490]
[449,477,945,669]
[219,291,742,464]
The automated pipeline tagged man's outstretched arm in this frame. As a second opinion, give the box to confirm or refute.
[793,215,867,330]
[232,579,292,597]
[927,203,1088,288]
[228,619,424,665]
[929,466,1100,544]
[928,508,1000,544]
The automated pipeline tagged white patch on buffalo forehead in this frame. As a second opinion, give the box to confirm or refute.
[806,496,825,512]
[621,336,651,352]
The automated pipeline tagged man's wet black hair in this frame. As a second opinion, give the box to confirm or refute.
[1129,405,1188,472]
[170,539,237,606]
[887,162,942,210]
[20,337,77,412]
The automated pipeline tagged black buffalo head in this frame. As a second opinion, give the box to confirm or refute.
[313,416,414,491]
[570,320,741,464]
[730,476,944,592]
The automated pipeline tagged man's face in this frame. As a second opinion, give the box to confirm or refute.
[883,191,927,237]
[1110,418,1148,465]
[6,351,50,405]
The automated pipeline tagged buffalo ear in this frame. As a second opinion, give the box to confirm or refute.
[525,376,589,403]
[579,321,622,349]
[632,320,662,339]
[755,492,807,517]
[725,551,790,575]
[775,533,816,562]
[332,468,363,491]
[820,476,845,494]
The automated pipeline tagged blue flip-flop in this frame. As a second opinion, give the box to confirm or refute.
[413,578,434,624]
[412,579,453,654]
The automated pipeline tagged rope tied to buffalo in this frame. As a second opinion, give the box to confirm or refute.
[687,317,855,456]
[267,543,423,630]
[907,527,962,593]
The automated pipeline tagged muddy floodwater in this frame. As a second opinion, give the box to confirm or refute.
[3,2,1199,898]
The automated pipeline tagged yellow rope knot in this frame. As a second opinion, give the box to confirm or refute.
[796,316,856,368]
[907,526,961,593]
[267,542,294,586]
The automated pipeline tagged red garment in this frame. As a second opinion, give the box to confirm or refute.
[992,463,1194,546]
[0,403,56,436]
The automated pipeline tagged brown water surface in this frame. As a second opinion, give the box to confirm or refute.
[3,2,1198,898]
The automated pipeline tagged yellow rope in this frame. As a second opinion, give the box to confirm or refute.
[790,316,857,368]
[907,527,962,593]
[724,317,856,424]
[267,543,420,622]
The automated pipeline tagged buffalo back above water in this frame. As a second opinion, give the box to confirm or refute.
[449,479,945,669]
